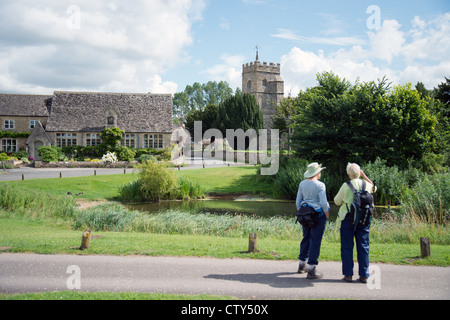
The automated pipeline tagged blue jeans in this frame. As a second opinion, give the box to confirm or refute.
[340,214,370,278]
[298,213,327,265]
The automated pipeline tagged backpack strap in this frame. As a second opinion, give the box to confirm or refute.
[346,180,366,192]
[346,181,357,193]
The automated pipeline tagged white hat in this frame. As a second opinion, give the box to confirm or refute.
[304,162,326,178]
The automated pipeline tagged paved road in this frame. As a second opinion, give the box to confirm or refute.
[0,253,448,300]
[0,158,241,181]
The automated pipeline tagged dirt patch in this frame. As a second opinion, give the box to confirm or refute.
[76,199,107,210]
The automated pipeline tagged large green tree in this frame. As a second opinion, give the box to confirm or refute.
[290,72,439,173]
[214,93,264,149]
[172,81,234,118]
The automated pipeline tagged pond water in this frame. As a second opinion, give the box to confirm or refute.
[125,198,342,221]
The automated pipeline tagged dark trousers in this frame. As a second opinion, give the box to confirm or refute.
[298,215,327,265]
[340,214,370,278]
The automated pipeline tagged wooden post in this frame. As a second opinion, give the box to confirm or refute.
[80,230,91,250]
[248,233,257,253]
[420,237,431,258]
[94,170,97,176]
[59,172,62,178]
[22,173,25,180]
[124,168,126,174]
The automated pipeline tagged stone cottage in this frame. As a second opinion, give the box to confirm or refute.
[0,91,174,160]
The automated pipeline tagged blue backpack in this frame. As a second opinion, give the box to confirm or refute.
[346,180,374,231]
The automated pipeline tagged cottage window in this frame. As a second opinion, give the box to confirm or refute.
[122,134,135,148]
[86,133,101,146]
[4,120,15,130]
[107,116,115,125]
[1,139,17,153]
[29,120,39,129]
[144,134,164,149]
[262,79,267,87]
[56,133,77,148]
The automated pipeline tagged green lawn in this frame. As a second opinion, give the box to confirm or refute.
[1,216,448,266]
[0,166,272,201]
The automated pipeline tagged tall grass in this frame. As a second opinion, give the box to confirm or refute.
[73,202,449,245]
[0,184,78,221]
[0,183,448,245]
[400,173,449,225]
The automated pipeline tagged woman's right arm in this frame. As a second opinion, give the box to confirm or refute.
[296,182,303,210]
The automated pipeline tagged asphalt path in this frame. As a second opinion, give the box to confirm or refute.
[0,253,449,300]
[0,158,241,181]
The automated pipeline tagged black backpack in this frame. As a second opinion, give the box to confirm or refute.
[296,203,319,227]
[346,180,374,230]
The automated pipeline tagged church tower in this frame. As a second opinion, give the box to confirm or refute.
[242,49,284,129]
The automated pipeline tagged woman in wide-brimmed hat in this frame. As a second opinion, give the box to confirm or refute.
[296,162,330,279]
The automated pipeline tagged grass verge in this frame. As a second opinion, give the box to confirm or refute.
[1,216,448,266]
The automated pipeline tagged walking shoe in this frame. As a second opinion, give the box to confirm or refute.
[358,277,368,284]
[306,265,323,279]
[342,276,353,282]
[297,261,306,274]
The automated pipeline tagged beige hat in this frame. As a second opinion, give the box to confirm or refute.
[304,162,326,178]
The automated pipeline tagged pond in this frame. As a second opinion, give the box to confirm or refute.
[125,197,342,221]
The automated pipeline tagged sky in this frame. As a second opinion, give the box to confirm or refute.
[0,0,449,97]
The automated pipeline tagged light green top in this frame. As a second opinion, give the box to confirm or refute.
[334,179,376,221]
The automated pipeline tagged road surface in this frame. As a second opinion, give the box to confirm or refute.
[0,253,448,300]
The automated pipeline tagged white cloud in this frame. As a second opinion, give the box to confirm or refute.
[280,13,450,96]
[272,28,365,46]
[368,20,405,63]
[0,0,206,94]
[204,54,245,90]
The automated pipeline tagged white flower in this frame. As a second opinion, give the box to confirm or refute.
[101,152,118,163]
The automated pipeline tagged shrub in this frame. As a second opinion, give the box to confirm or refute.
[38,146,59,162]
[272,158,309,199]
[137,154,156,163]
[115,146,136,162]
[14,151,29,159]
[363,158,408,205]
[119,162,205,202]
[137,160,179,201]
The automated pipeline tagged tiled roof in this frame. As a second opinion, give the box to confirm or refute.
[0,94,51,117]
[45,91,173,133]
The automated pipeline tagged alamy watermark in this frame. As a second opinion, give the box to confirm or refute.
[171,122,280,176]
[367,265,381,290]
[66,265,81,290]
[66,5,81,30]
[366,5,382,30]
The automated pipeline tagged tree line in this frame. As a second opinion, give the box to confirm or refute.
[274,72,449,175]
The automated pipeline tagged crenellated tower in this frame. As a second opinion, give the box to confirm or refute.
[242,52,284,129]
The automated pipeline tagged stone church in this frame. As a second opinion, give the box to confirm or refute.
[242,52,284,129]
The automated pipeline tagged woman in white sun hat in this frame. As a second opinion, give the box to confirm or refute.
[296,162,330,279]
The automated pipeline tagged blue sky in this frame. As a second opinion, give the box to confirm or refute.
[0,0,449,96]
